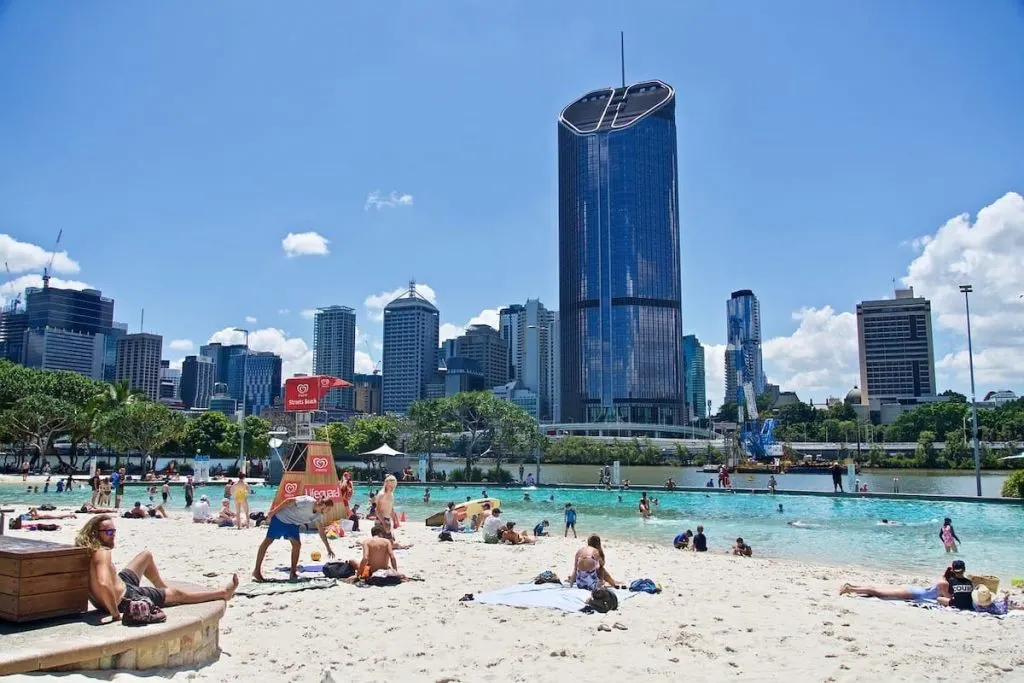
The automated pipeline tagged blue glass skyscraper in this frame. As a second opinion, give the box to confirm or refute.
[683,334,707,420]
[725,289,765,406]
[558,80,685,425]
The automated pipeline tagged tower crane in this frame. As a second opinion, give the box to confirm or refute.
[364,340,381,375]
[41,229,62,288]
[3,261,22,311]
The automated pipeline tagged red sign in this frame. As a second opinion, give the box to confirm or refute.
[309,454,333,474]
[304,483,342,502]
[284,375,352,411]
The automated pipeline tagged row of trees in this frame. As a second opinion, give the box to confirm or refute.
[0,360,270,471]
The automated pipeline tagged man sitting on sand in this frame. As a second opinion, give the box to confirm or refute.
[252,495,335,582]
[499,522,535,545]
[352,524,418,585]
[75,515,237,622]
[192,495,215,524]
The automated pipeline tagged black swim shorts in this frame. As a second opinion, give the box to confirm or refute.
[118,569,166,613]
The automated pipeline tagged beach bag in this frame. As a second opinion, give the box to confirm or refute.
[438,531,453,542]
[322,562,356,579]
[585,588,619,613]
[533,570,561,585]
[122,597,166,626]
[629,578,661,594]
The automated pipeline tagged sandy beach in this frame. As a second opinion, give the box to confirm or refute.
[3,500,1023,683]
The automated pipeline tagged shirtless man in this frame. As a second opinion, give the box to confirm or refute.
[374,475,400,539]
[353,525,415,584]
[28,507,77,520]
[74,515,237,622]
[126,501,167,518]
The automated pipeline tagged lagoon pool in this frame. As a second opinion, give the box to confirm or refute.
[4,482,1022,579]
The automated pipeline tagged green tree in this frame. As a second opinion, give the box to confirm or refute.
[915,430,939,469]
[350,415,401,456]
[181,411,233,457]
[490,400,540,475]
[1,395,76,467]
[409,399,452,475]
[96,402,185,468]
[218,415,271,462]
[1001,470,1024,499]
[715,402,739,422]
[319,421,354,457]
[441,392,504,477]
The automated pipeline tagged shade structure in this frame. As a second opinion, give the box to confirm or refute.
[360,443,405,457]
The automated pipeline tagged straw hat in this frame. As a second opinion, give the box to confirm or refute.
[972,584,994,608]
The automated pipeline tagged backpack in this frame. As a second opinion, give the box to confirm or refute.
[438,531,453,542]
[629,578,661,594]
[585,587,619,613]
[322,561,356,579]
[533,570,561,585]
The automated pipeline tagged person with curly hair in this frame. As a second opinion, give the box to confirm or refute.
[75,515,238,622]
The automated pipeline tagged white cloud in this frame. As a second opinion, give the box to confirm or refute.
[207,327,313,379]
[437,307,502,342]
[168,339,194,352]
[168,357,185,371]
[703,343,726,412]
[364,282,438,322]
[903,191,1024,386]
[0,274,93,306]
[281,231,329,258]
[245,315,258,324]
[277,308,290,315]
[355,351,376,374]
[300,309,317,320]
[762,306,859,402]
[0,234,80,274]
[364,191,414,211]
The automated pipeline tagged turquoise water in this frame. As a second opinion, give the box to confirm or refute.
[4,482,1022,578]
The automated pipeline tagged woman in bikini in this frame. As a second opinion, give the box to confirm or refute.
[569,534,619,590]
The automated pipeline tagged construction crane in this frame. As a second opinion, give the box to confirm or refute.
[3,261,22,312]
[737,379,778,461]
[41,229,62,288]
[363,340,381,375]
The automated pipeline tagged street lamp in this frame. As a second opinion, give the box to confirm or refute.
[958,285,982,497]
[234,328,250,476]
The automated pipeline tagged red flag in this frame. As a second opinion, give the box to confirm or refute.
[284,375,353,411]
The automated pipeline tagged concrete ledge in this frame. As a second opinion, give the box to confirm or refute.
[0,583,225,675]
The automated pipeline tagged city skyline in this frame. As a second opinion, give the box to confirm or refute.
[1,3,1022,410]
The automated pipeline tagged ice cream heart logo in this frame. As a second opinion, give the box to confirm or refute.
[312,457,330,471]
[283,482,298,495]
[296,383,310,395]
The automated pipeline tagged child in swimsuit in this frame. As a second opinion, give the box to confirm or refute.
[940,518,960,553]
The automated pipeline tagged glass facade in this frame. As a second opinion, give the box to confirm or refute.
[558,80,686,425]
[724,289,765,404]
[683,334,707,420]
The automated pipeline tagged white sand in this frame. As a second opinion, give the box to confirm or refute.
[4,504,1023,683]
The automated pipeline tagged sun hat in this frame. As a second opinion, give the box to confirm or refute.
[972,584,994,608]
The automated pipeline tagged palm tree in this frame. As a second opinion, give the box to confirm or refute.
[88,380,147,468]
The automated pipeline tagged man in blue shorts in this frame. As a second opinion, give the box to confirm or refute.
[564,503,577,538]
[252,495,336,581]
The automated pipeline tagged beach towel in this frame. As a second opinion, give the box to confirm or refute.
[274,564,324,576]
[869,598,1024,620]
[473,582,641,613]
[236,577,337,597]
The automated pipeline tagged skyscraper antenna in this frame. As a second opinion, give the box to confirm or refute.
[620,31,626,88]
[140,308,144,333]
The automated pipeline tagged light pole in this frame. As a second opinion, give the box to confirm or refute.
[234,328,250,477]
[959,285,982,497]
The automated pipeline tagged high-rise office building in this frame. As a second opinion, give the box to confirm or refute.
[0,305,28,363]
[382,282,439,415]
[549,311,561,422]
[116,333,163,401]
[353,372,382,415]
[159,359,181,401]
[229,351,282,416]
[22,327,105,378]
[24,286,113,336]
[558,80,686,425]
[209,382,237,416]
[103,323,127,383]
[725,289,765,406]
[683,334,707,420]
[856,287,936,403]
[199,342,248,389]
[498,304,525,381]
[448,324,508,390]
[179,355,216,409]
[500,300,558,421]
[312,305,356,410]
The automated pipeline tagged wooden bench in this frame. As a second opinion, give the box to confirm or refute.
[0,536,90,622]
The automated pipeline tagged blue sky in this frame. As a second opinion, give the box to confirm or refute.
[1,1,1022,409]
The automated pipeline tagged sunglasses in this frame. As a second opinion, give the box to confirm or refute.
[100,529,117,537]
